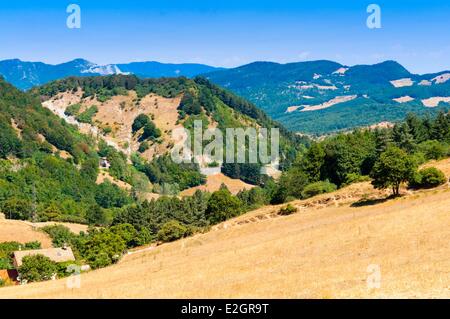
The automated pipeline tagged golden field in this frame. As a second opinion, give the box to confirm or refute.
[0,168,449,298]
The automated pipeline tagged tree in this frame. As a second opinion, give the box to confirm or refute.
[95,181,130,208]
[157,220,188,242]
[300,142,325,182]
[370,146,417,196]
[110,223,138,247]
[393,123,415,153]
[18,255,58,282]
[431,111,450,141]
[1,198,32,220]
[85,204,107,226]
[206,187,242,224]
[81,229,126,269]
[132,114,150,133]
[42,225,75,248]
[142,121,161,141]
[80,157,99,182]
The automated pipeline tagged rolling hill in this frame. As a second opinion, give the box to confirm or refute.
[1,158,449,298]
[204,60,450,134]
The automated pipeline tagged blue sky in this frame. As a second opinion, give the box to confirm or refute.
[1,0,450,73]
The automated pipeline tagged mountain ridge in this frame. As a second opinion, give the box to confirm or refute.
[203,60,450,134]
[0,59,223,90]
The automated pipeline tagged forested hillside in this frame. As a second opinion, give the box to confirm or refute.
[34,75,305,187]
[0,77,133,224]
[205,60,450,134]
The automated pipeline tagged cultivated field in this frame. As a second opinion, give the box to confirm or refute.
[1,169,449,298]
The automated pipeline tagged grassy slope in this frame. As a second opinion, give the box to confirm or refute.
[1,159,449,298]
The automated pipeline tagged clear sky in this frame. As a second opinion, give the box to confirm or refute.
[1,0,450,74]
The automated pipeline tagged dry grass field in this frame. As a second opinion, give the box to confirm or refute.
[180,173,255,196]
[0,219,53,248]
[1,170,449,298]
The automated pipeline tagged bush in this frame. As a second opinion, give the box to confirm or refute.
[343,173,370,186]
[157,220,188,242]
[138,141,149,153]
[42,225,75,247]
[64,103,81,117]
[278,204,298,216]
[409,167,447,189]
[18,255,58,282]
[206,188,242,224]
[301,181,337,199]
[102,126,112,135]
[76,105,98,124]
[24,241,41,250]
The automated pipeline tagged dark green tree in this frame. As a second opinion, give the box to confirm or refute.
[370,146,417,196]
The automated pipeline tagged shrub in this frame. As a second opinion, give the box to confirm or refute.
[138,141,149,153]
[24,241,41,250]
[18,255,58,282]
[343,173,370,186]
[64,103,81,117]
[157,220,188,242]
[42,225,75,248]
[206,188,242,224]
[76,105,98,124]
[301,181,337,199]
[102,126,112,135]
[409,167,447,189]
[278,204,298,216]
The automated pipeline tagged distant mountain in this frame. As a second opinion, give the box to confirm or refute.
[116,62,224,79]
[204,60,450,134]
[0,59,223,90]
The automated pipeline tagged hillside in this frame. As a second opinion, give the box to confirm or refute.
[1,160,449,298]
[204,60,450,134]
[0,59,222,91]
[34,75,303,190]
[0,76,139,224]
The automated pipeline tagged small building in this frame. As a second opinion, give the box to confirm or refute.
[12,247,76,268]
[99,157,111,169]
